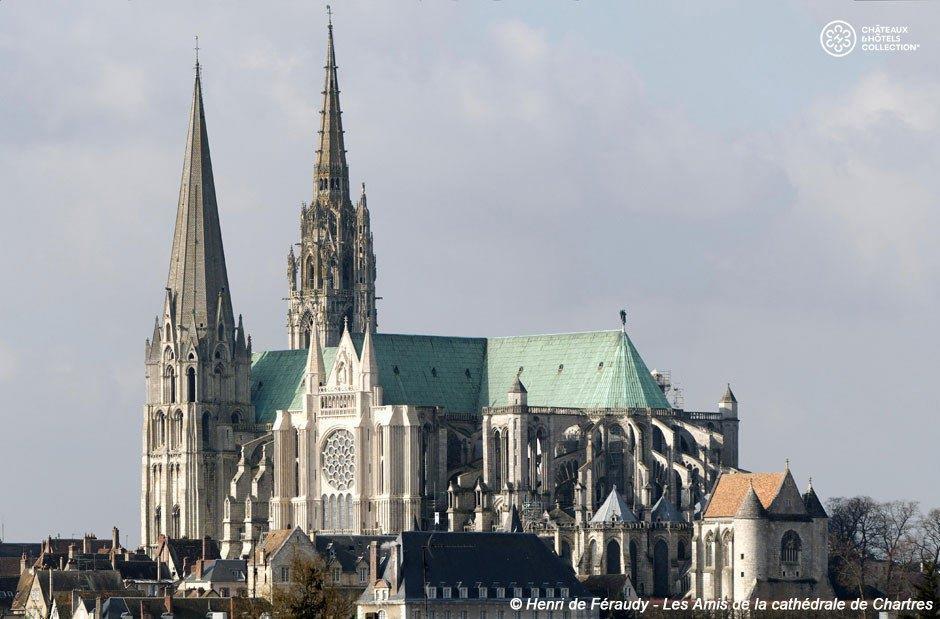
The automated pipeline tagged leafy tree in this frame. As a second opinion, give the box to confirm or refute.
[271,553,355,619]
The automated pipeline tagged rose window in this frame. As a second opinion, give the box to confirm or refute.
[322,429,356,490]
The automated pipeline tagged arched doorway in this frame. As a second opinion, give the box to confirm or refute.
[653,538,669,597]
[606,539,621,574]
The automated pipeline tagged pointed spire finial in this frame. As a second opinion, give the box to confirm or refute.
[194,36,201,76]
[808,476,813,490]
[326,4,332,27]
[619,308,627,333]
[785,458,790,470]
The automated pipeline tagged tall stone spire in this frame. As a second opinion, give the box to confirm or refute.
[313,18,349,200]
[143,58,258,554]
[165,62,233,332]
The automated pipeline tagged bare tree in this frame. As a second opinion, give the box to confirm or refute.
[828,496,884,598]
[874,500,919,598]
[271,553,355,619]
[914,508,940,609]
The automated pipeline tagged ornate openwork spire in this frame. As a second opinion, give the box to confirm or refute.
[313,13,349,199]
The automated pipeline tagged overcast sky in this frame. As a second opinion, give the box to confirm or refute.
[1,1,938,546]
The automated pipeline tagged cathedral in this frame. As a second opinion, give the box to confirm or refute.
[140,19,827,600]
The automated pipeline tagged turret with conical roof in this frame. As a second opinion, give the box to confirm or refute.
[507,375,528,406]
[735,483,767,519]
[719,383,738,418]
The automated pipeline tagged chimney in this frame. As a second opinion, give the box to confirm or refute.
[59,556,65,571]
[112,527,120,550]
[68,543,77,561]
[139,600,146,619]
[182,556,190,577]
[388,544,399,593]
[95,595,102,617]
[195,557,203,580]
[368,541,378,583]
[164,590,173,615]
[48,569,53,603]
[202,535,209,560]
[20,552,28,573]
[82,534,91,554]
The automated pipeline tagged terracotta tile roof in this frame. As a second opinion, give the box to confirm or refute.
[703,471,786,518]
[259,529,294,556]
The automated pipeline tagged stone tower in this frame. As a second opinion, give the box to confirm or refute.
[141,61,257,551]
[287,18,377,348]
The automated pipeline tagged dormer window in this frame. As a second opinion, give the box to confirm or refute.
[459,586,468,599]
[496,587,505,599]
[442,586,452,599]
[478,585,488,599]
[546,587,555,598]
[560,587,569,598]
[426,585,436,599]
[513,586,522,598]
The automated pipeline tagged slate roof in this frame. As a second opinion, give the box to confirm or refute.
[100,596,270,619]
[802,486,828,518]
[315,535,393,572]
[184,560,246,584]
[0,576,19,610]
[388,532,590,601]
[251,330,669,422]
[650,496,684,523]
[590,486,637,524]
[156,537,220,578]
[36,570,124,599]
[0,543,40,559]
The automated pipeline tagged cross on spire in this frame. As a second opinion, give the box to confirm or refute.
[326,4,332,26]
[194,35,201,75]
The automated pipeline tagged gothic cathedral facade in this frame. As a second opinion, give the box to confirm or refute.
[141,19,827,601]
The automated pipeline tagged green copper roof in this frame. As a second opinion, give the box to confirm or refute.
[479,330,670,410]
[250,330,669,423]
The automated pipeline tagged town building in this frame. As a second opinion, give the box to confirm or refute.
[689,468,832,601]
[357,531,596,619]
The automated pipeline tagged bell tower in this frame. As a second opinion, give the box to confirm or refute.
[142,59,256,552]
[287,16,377,348]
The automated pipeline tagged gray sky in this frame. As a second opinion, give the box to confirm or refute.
[1,1,938,547]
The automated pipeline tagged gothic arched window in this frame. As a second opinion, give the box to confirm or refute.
[173,411,183,448]
[165,367,176,403]
[294,430,301,498]
[155,412,166,446]
[202,412,212,448]
[186,367,196,403]
[704,532,715,567]
[781,531,802,564]
[171,505,180,538]
[375,425,385,494]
